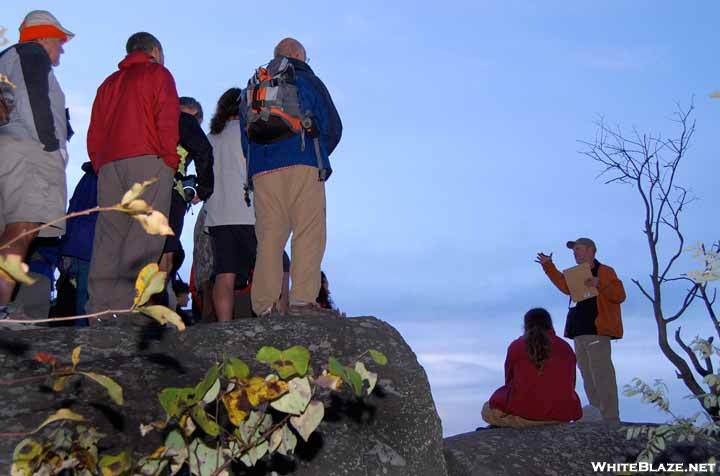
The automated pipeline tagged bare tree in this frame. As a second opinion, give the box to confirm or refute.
[581,102,719,420]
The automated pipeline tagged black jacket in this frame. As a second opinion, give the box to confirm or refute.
[179,111,214,200]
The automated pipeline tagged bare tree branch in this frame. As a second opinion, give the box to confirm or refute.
[675,328,711,377]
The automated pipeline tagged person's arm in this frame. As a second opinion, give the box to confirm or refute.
[536,253,571,295]
[504,344,515,385]
[87,86,105,172]
[18,44,58,151]
[155,68,180,169]
[314,77,342,155]
[179,113,214,200]
[598,265,626,304]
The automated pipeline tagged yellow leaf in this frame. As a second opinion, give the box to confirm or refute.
[71,346,81,371]
[246,376,288,406]
[0,254,35,285]
[99,451,132,476]
[133,210,174,236]
[53,376,70,392]
[313,371,343,390]
[31,409,85,434]
[139,305,186,331]
[133,263,166,308]
[123,199,150,215]
[120,179,157,206]
[222,388,250,426]
[79,372,124,405]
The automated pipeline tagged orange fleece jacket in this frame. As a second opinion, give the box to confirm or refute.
[542,261,626,339]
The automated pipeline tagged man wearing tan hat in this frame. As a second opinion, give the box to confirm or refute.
[0,10,74,320]
[536,237,626,421]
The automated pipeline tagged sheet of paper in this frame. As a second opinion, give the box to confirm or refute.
[562,262,599,303]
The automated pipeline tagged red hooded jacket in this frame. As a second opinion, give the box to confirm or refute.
[489,330,582,422]
[87,51,180,172]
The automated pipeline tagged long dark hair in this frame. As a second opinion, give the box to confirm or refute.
[316,271,334,309]
[209,88,241,135]
[524,308,553,372]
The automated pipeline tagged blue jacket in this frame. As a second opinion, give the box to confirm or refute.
[60,162,98,261]
[240,58,342,183]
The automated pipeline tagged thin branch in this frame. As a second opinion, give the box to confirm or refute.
[0,206,120,251]
[675,328,710,377]
[632,278,655,303]
[1,308,132,325]
[665,284,699,324]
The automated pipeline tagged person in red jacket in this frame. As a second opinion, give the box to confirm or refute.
[482,308,582,428]
[86,32,179,314]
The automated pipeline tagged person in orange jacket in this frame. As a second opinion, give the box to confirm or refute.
[536,237,626,421]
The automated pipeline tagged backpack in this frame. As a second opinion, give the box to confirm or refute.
[244,57,304,144]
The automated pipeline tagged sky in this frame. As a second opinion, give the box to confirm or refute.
[4,1,720,436]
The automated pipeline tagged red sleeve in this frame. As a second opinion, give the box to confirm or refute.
[87,86,105,172]
[155,67,180,170]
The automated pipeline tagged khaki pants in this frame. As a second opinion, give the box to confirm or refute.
[251,165,326,315]
[481,402,560,429]
[574,335,620,421]
[87,156,173,313]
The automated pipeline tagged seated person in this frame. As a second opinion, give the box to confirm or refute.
[482,308,582,428]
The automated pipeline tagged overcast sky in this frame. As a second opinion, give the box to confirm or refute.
[5,0,719,436]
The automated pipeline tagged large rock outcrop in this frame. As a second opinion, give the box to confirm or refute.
[443,422,720,476]
[0,315,446,476]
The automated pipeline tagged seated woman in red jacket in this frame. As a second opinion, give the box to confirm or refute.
[482,308,582,428]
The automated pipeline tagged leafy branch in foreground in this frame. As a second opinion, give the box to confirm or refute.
[0,179,183,330]
[10,345,389,475]
[622,242,720,465]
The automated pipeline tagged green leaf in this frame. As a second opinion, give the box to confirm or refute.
[270,377,311,415]
[11,438,43,476]
[368,349,388,366]
[194,365,219,403]
[12,438,43,462]
[159,387,197,418]
[31,408,85,434]
[79,372,124,405]
[191,405,220,437]
[188,438,226,476]
[290,400,324,442]
[223,358,250,380]
[256,346,282,364]
[345,367,364,397]
[355,362,378,395]
[139,305,186,331]
[237,412,272,467]
[273,363,298,380]
[269,424,298,456]
[203,379,221,404]
[284,346,311,376]
[328,357,346,379]
[99,451,132,476]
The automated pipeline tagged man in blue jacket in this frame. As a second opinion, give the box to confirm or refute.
[241,38,342,317]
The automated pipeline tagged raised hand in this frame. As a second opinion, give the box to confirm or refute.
[535,252,553,265]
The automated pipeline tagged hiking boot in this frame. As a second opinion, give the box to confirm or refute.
[257,304,281,318]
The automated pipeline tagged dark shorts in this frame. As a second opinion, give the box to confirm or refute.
[209,225,257,283]
[163,191,187,254]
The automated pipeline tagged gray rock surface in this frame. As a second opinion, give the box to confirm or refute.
[0,315,447,476]
[443,422,720,476]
